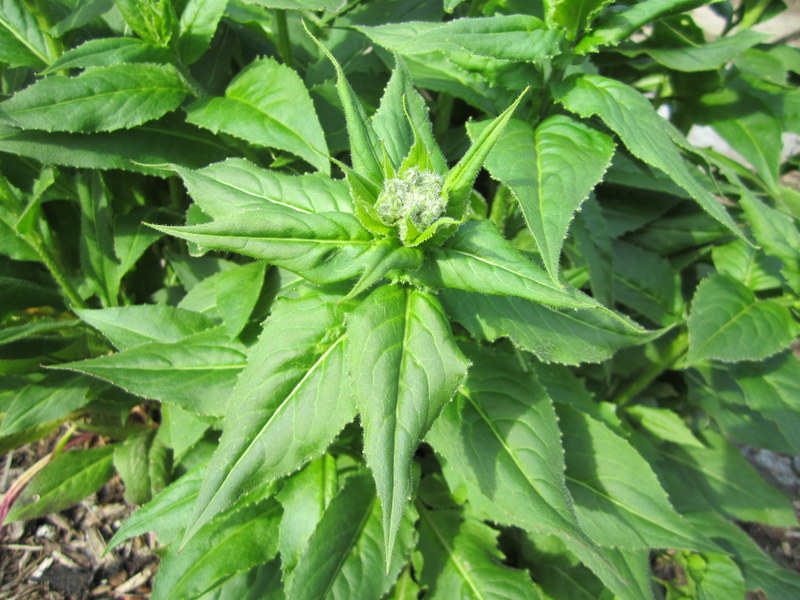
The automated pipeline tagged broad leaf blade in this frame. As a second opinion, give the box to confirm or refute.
[417,505,544,599]
[0,372,91,436]
[186,57,329,173]
[184,294,356,543]
[152,499,282,600]
[286,473,416,600]
[177,0,227,65]
[687,273,799,364]
[346,284,469,561]
[440,290,654,365]
[151,209,374,284]
[0,0,52,68]
[469,116,615,283]
[6,447,114,522]
[55,341,247,417]
[0,64,188,133]
[554,74,744,241]
[557,404,718,551]
[42,37,172,73]
[174,158,353,219]
[416,220,608,311]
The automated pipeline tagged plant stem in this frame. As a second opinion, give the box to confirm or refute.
[275,10,295,69]
[489,184,513,235]
[36,241,87,309]
[613,331,689,407]
[433,93,454,141]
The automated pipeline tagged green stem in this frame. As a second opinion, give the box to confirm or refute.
[52,423,79,459]
[275,10,295,69]
[489,184,513,236]
[433,93,454,141]
[613,331,689,407]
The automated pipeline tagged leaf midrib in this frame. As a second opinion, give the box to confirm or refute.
[0,14,48,66]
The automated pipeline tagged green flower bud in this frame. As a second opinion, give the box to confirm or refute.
[376,168,445,239]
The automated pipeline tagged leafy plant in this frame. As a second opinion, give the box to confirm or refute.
[1,0,799,598]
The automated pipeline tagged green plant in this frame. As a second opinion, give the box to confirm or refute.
[1,0,799,598]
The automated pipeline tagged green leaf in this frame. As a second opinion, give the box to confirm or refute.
[427,346,597,559]
[42,37,172,73]
[107,465,204,550]
[77,173,120,306]
[0,0,52,68]
[277,455,338,576]
[114,430,157,505]
[0,319,78,346]
[546,0,614,40]
[152,499,282,600]
[0,118,242,175]
[643,29,768,72]
[686,511,800,600]
[0,372,91,436]
[732,353,800,455]
[77,305,216,350]
[576,0,710,53]
[304,21,383,184]
[152,209,374,285]
[185,57,329,174]
[417,505,544,599]
[443,89,527,220]
[681,552,746,600]
[49,0,114,37]
[174,158,353,219]
[656,430,797,527]
[441,290,654,365]
[687,273,799,364]
[554,74,744,241]
[185,294,355,544]
[416,220,608,311]
[557,404,717,551]
[346,284,469,561]
[739,192,800,293]
[625,404,704,448]
[5,446,114,522]
[286,473,417,600]
[356,15,563,62]
[0,64,188,133]
[469,116,615,283]
[612,240,684,325]
[114,0,178,47]
[372,56,447,173]
[55,340,247,417]
[345,238,423,299]
[177,0,227,65]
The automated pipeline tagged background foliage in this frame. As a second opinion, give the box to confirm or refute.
[1,0,799,598]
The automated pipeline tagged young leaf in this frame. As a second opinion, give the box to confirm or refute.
[184,294,356,544]
[286,473,417,600]
[356,15,564,62]
[151,209,374,285]
[0,0,52,68]
[416,220,608,311]
[152,499,282,600]
[173,158,354,219]
[304,22,383,184]
[546,0,614,40]
[346,284,469,562]
[417,505,544,599]
[54,340,247,417]
[185,57,329,173]
[440,290,654,365]
[0,64,188,133]
[554,74,744,241]
[77,173,120,307]
[443,89,527,219]
[5,447,114,523]
[687,273,799,364]
[557,404,718,552]
[113,0,178,47]
[469,115,615,283]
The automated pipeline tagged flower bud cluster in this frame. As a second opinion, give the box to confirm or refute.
[376,168,445,238]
